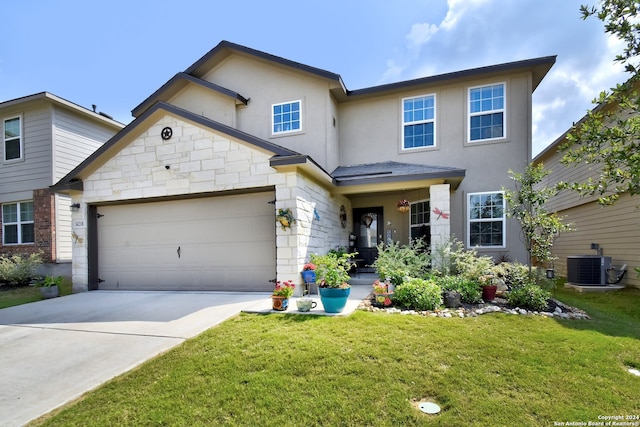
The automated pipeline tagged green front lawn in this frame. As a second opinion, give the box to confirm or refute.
[0,279,73,309]
[32,286,640,426]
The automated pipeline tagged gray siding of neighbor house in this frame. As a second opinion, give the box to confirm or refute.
[535,121,639,289]
[52,105,118,182]
[550,193,639,288]
[0,104,53,203]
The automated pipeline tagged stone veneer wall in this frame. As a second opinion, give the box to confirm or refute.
[70,115,347,293]
[429,184,451,270]
[275,172,351,295]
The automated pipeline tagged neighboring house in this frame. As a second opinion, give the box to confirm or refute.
[534,99,640,289]
[52,41,555,293]
[0,92,123,273]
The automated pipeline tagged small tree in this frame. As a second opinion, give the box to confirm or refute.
[503,163,573,281]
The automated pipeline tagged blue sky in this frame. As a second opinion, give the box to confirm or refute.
[0,0,627,156]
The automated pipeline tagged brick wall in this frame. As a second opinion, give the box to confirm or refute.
[0,188,56,262]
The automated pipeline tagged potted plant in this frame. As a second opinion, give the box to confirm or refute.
[37,275,63,299]
[479,274,497,302]
[300,262,317,295]
[310,251,355,313]
[272,280,295,311]
[396,199,410,213]
[372,279,393,307]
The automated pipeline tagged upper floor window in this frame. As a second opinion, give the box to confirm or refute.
[467,191,505,248]
[272,100,301,135]
[469,83,505,142]
[2,201,34,245]
[403,95,435,150]
[4,115,23,161]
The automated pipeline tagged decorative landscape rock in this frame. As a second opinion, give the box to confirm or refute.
[443,290,462,308]
[358,294,590,320]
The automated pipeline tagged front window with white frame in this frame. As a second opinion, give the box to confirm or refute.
[403,94,435,150]
[4,115,23,161]
[2,201,34,245]
[467,191,505,248]
[410,199,431,245]
[272,100,301,134]
[468,83,505,142]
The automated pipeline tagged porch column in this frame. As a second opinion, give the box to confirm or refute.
[429,184,450,270]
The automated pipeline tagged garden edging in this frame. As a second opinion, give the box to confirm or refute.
[358,295,591,320]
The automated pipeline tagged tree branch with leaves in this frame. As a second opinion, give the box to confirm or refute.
[560,1,640,205]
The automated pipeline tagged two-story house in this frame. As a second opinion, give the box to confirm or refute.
[1,92,123,275]
[52,41,555,293]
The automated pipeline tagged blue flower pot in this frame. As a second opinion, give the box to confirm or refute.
[319,287,351,313]
[301,270,316,283]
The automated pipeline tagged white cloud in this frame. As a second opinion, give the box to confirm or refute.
[406,23,439,48]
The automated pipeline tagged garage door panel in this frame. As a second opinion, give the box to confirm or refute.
[97,192,275,291]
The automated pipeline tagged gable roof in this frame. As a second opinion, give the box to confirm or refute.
[52,101,300,192]
[131,72,249,118]
[132,40,555,119]
[340,55,556,102]
[183,40,555,102]
[185,40,347,90]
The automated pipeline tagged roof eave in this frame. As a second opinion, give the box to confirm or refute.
[131,73,249,118]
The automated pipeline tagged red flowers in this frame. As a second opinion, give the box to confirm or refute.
[273,280,295,297]
[303,263,316,271]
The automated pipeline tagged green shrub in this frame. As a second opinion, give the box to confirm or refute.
[372,240,430,286]
[446,241,494,282]
[434,275,482,304]
[492,262,534,289]
[507,283,552,311]
[0,253,43,287]
[392,278,442,311]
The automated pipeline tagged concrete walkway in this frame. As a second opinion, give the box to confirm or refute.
[0,285,372,426]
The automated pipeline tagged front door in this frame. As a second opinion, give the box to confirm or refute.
[353,207,384,270]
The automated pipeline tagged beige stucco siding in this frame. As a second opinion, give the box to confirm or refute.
[169,84,237,128]
[201,54,338,170]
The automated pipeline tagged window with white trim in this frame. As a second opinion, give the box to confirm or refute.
[403,94,435,149]
[467,191,505,247]
[272,100,301,134]
[410,199,431,244]
[4,115,23,161]
[2,201,34,244]
[468,83,505,142]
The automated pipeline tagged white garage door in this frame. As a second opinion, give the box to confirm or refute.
[97,192,275,291]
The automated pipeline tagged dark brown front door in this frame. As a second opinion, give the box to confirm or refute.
[353,207,384,270]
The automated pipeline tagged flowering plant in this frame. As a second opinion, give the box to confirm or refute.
[302,263,316,271]
[478,274,495,287]
[396,199,410,208]
[372,280,388,294]
[272,280,295,297]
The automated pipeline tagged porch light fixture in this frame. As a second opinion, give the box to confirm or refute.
[70,203,81,212]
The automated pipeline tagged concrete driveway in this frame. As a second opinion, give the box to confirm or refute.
[0,291,271,427]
